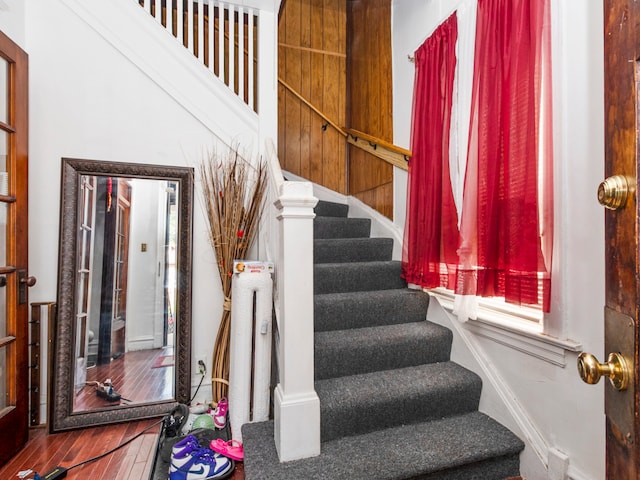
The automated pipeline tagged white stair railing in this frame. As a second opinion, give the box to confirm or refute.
[260,139,321,462]
[137,0,258,112]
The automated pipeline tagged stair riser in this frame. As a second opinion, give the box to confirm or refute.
[317,364,483,442]
[315,325,452,380]
[319,380,482,442]
[314,261,406,294]
[314,290,430,331]
[314,238,393,263]
[407,455,521,480]
[315,200,349,217]
[314,217,371,239]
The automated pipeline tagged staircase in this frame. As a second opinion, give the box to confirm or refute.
[242,200,524,479]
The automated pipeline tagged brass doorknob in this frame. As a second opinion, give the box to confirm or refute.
[597,175,630,210]
[577,352,631,391]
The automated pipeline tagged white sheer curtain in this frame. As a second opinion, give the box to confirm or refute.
[449,0,478,322]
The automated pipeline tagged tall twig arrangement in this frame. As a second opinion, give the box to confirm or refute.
[200,146,267,403]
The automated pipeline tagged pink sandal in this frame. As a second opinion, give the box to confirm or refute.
[210,438,244,461]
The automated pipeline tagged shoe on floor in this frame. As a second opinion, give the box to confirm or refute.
[170,446,232,480]
[213,398,228,429]
[171,434,200,458]
[210,438,244,461]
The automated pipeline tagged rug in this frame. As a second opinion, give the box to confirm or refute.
[152,355,174,368]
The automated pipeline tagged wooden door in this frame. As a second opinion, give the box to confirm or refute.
[0,31,31,465]
[602,0,640,477]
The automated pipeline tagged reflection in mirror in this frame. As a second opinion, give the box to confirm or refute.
[73,176,178,411]
[51,159,193,432]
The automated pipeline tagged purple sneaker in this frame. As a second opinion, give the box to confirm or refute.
[170,446,232,480]
[172,435,200,458]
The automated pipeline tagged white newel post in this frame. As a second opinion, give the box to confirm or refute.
[273,181,320,462]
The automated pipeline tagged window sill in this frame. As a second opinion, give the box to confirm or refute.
[429,291,583,367]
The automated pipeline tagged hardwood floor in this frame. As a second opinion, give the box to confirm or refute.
[0,421,245,479]
[75,347,174,411]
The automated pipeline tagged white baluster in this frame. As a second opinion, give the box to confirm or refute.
[208,1,215,71]
[248,9,255,110]
[143,0,150,14]
[237,7,245,102]
[166,0,174,38]
[197,0,204,61]
[187,0,194,54]
[155,0,162,24]
[176,0,184,46]
[218,2,225,86]
[228,4,235,93]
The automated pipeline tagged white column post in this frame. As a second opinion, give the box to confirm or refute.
[273,181,320,462]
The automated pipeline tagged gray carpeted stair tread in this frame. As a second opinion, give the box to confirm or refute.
[314,216,371,239]
[316,362,482,442]
[315,321,452,380]
[242,411,524,480]
[314,237,394,263]
[314,289,430,331]
[315,200,348,217]
[315,261,406,294]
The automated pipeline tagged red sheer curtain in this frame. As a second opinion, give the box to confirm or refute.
[402,13,459,289]
[457,0,553,311]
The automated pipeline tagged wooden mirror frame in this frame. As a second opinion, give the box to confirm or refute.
[50,158,193,432]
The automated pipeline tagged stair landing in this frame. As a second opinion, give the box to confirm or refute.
[242,411,524,480]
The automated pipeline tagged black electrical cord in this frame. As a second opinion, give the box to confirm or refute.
[188,371,205,406]
[66,418,164,472]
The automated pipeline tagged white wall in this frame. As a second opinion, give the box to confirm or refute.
[0,0,26,48]
[392,1,605,479]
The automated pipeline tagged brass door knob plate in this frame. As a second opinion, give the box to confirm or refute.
[577,352,631,391]
[597,175,631,210]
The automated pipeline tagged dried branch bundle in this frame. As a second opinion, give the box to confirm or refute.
[200,146,267,403]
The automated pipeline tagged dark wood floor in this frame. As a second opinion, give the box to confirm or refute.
[75,347,174,411]
[0,421,244,480]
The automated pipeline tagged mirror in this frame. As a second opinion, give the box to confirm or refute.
[51,158,193,432]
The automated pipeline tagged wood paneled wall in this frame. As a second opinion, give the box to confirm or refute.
[278,0,394,217]
[278,0,347,194]
[346,0,393,218]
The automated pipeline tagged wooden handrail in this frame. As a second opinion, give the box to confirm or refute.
[278,77,347,137]
[345,128,411,171]
[278,78,412,171]
[344,128,411,158]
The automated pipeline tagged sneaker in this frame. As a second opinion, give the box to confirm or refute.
[172,434,200,457]
[213,398,228,429]
[170,447,232,480]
